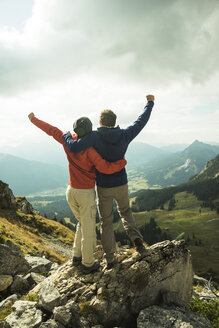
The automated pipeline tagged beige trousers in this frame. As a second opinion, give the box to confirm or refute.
[97,184,143,263]
[66,185,97,267]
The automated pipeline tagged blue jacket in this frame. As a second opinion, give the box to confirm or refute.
[62,100,154,188]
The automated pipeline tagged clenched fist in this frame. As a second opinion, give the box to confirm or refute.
[28,112,35,120]
[146,95,155,102]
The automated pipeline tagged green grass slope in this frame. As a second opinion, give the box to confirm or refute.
[0,205,75,263]
[115,191,219,282]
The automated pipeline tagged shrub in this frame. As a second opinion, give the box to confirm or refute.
[189,296,219,328]
[24,293,39,302]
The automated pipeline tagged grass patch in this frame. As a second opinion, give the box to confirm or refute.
[189,297,219,328]
[24,293,40,302]
[0,304,13,320]
[0,209,75,264]
[127,170,149,193]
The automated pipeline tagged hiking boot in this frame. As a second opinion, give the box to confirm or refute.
[72,256,82,267]
[134,238,147,257]
[106,260,115,270]
[105,256,118,270]
[82,260,100,274]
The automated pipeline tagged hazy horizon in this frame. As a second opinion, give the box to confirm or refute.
[0,139,218,168]
[0,0,219,152]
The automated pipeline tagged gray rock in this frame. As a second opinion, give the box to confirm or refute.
[0,275,13,291]
[16,197,35,214]
[39,319,65,328]
[10,275,30,294]
[39,282,61,312]
[5,301,43,328]
[25,256,53,274]
[0,243,30,276]
[29,240,194,327]
[0,295,18,311]
[137,305,212,328]
[0,181,16,209]
[160,289,186,308]
[53,301,80,328]
[4,241,23,256]
[25,272,46,287]
[128,240,193,314]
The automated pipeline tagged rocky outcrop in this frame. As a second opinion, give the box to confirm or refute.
[0,241,53,295]
[5,301,43,328]
[0,181,36,214]
[26,239,194,327]
[25,256,53,274]
[0,242,30,277]
[16,197,36,215]
[0,181,16,210]
[1,239,214,327]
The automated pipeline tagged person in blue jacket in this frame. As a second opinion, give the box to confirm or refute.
[62,95,155,269]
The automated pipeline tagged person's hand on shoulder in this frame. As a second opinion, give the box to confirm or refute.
[28,112,35,121]
[63,131,71,136]
[146,95,154,102]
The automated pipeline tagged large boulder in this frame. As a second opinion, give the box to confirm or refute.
[25,256,53,274]
[53,301,80,328]
[0,181,16,209]
[0,243,30,276]
[30,240,194,327]
[39,282,61,312]
[10,275,30,295]
[5,301,43,328]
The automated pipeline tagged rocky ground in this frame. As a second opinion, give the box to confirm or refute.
[1,239,217,328]
[0,180,218,327]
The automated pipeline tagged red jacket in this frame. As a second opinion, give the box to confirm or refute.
[31,117,126,189]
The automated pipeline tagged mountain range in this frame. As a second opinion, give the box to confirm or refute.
[131,153,219,213]
[0,153,68,195]
[0,140,219,195]
[136,140,219,188]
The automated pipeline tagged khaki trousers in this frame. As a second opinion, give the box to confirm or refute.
[66,185,96,267]
[97,184,143,263]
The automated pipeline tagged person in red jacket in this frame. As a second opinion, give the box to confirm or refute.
[28,113,126,274]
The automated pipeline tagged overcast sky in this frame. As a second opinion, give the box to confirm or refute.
[0,0,219,154]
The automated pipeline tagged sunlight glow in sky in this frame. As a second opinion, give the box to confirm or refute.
[0,0,219,155]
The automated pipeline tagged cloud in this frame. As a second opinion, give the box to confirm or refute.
[0,0,218,151]
[0,0,219,95]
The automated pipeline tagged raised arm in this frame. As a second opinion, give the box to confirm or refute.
[28,112,64,144]
[88,148,127,174]
[124,95,154,143]
[62,131,96,153]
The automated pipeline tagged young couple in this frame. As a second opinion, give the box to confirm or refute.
[28,94,154,274]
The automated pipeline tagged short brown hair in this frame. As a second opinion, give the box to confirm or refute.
[100,109,117,127]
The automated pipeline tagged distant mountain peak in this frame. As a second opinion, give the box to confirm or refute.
[192,140,203,145]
